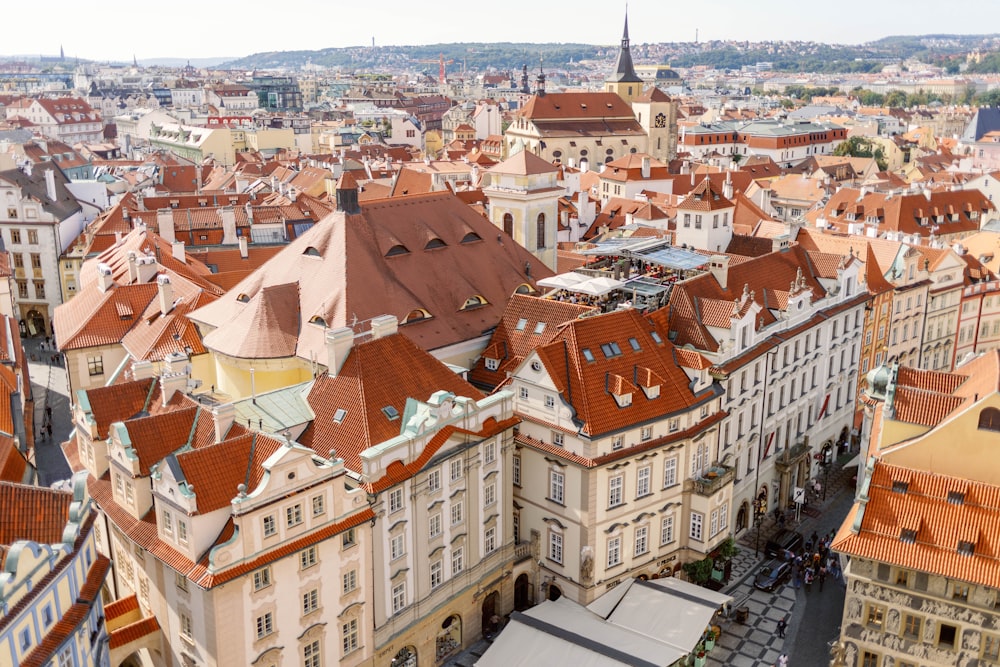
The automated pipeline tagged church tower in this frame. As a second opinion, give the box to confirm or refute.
[604,13,644,105]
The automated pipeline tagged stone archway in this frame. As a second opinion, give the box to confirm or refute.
[547,584,562,601]
[482,590,500,638]
[118,653,144,667]
[736,500,749,533]
[514,573,532,611]
[391,645,417,667]
[436,614,462,662]
[25,309,46,337]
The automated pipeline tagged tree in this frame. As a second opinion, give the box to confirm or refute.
[885,90,907,108]
[834,136,888,171]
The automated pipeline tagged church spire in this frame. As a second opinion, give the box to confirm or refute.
[607,11,642,85]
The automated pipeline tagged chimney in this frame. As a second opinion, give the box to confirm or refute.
[210,402,235,443]
[641,155,651,179]
[325,326,354,376]
[157,209,175,243]
[44,169,56,202]
[126,251,139,283]
[723,170,733,200]
[708,254,730,290]
[132,360,155,380]
[160,352,190,406]
[97,263,113,292]
[370,314,398,339]
[157,274,173,315]
[136,255,158,283]
[923,187,932,201]
[221,206,238,244]
[239,236,248,259]
[171,240,185,263]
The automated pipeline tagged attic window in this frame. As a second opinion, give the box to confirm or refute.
[309,315,327,327]
[582,348,595,363]
[303,246,322,257]
[461,232,482,244]
[891,480,909,494]
[425,238,446,250]
[978,407,1000,432]
[461,295,487,310]
[601,342,623,358]
[382,406,400,421]
[957,540,975,556]
[403,309,431,324]
[515,318,528,331]
[534,322,546,335]
[333,408,347,424]
[628,337,641,351]
[900,528,917,544]
[514,283,536,295]
[650,331,663,344]
[236,293,250,303]
[385,244,410,257]
[947,491,965,505]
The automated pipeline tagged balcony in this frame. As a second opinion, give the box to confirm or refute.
[688,466,735,496]
[514,541,533,563]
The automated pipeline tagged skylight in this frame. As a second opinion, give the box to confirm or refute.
[628,337,641,351]
[382,406,400,421]
[333,408,347,424]
[534,322,546,335]
[650,331,663,344]
[582,348,595,362]
[515,318,528,331]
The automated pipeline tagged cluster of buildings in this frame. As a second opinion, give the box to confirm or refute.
[4,15,1000,667]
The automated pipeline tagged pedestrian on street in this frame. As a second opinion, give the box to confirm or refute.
[819,565,827,591]
[40,340,47,352]
[776,616,787,638]
[777,653,789,667]
[45,406,51,419]
[45,423,52,439]
[804,567,813,593]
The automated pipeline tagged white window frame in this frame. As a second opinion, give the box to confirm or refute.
[549,531,563,563]
[689,512,704,541]
[660,515,674,545]
[636,466,651,497]
[452,547,464,574]
[634,525,649,556]
[549,469,565,504]
[663,457,677,487]
[607,536,622,567]
[608,474,623,507]
[390,534,405,560]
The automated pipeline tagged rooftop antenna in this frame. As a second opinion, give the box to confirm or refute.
[695,28,699,44]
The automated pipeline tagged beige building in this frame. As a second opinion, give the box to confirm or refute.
[147,122,235,166]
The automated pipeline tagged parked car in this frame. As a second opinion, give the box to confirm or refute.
[765,529,803,558]
[754,558,792,592]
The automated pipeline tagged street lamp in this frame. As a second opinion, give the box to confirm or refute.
[753,495,768,557]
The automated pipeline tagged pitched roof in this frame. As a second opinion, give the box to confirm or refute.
[834,461,1000,589]
[0,482,73,546]
[488,150,559,176]
[533,308,710,437]
[189,192,552,360]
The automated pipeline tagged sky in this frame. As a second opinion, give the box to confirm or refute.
[5,0,1000,63]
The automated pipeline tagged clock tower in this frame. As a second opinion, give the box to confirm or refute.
[632,86,677,161]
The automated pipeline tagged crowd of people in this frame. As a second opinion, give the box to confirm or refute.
[781,530,841,593]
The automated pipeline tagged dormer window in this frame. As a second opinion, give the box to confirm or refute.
[461,295,487,310]
[485,358,500,371]
[309,315,327,327]
[424,238,446,250]
[402,309,431,324]
[900,528,917,544]
[947,491,965,505]
[613,391,632,408]
[957,540,975,556]
[303,246,321,257]
[891,480,909,494]
[385,244,410,257]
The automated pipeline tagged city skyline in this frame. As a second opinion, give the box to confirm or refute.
[4,0,1000,64]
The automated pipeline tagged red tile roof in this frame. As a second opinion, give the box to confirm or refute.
[0,482,73,546]
[834,461,1000,589]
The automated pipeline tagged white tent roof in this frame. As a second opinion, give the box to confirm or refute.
[536,272,591,289]
[573,275,626,296]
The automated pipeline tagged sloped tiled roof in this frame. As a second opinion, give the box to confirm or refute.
[171,432,280,514]
[834,461,1000,589]
[299,332,483,473]
[0,482,72,546]
[189,192,552,361]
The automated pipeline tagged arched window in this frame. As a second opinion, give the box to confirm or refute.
[536,213,546,249]
[309,315,327,327]
[503,213,513,238]
[402,309,432,324]
[424,238,446,250]
[461,295,487,310]
[979,407,1000,432]
[385,244,410,257]
[461,232,481,244]
[302,246,321,257]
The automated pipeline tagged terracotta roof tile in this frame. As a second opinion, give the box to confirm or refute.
[121,406,199,476]
[0,482,73,546]
[108,615,160,650]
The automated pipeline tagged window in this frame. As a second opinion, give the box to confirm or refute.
[939,622,958,648]
[549,531,563,563]
[612,435,623,451]
[253,567,271,591]
[343,569,358,594]
[689,512,703,541]
[299,588,319,616]
[177,520,187,544]
[390,534,405,560]
[430,560,443,588]
[861,651,879,667]
[27,229,37,244]
[451,501,463,525]
[303,639,322,667]
[12,254,22,268]
[663,457,677,487]
[634,525,649,556]
[391,582,406,613]
[636,466,651,497]
[312,495,325,516]
[983,634,1000,661]
[536,213,546,249]
[519,386,528,399]
[661,515,675,545]
[162,510,173,535]
[87,355,104,376]
[668,418,679,433]
[902,613,922,639]
[513,453,521,486]
[429,513,442,538]
[952,582,971,601]
[641,426,652,441]
[866,603,885,629]
[342,618,358,655]
[552,431,564,446]
[549,470,565,504]
[544,395,555,408]
[389,488,403,513]
[33,280,44,298]
[286,503,303,527]
[255,611,273,639]
[30,253,41,269]
[484,482,496,507]
[9,229,20,244]
[176,572,188,592]
[607,536,622,567]
[608,475,623,507]
[452,547,464,574]
[451,459,462,481]
[485,526,497,553]
[895,569,909,586]
[300,545,318,569]
[342,527,356,548]
[57,646,73,667]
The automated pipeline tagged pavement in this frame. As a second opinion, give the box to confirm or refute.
[23,336,73,487]
[706,455,860,667]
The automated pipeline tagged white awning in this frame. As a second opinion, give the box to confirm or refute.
[573,276,626,296]
[536,272,591,289]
